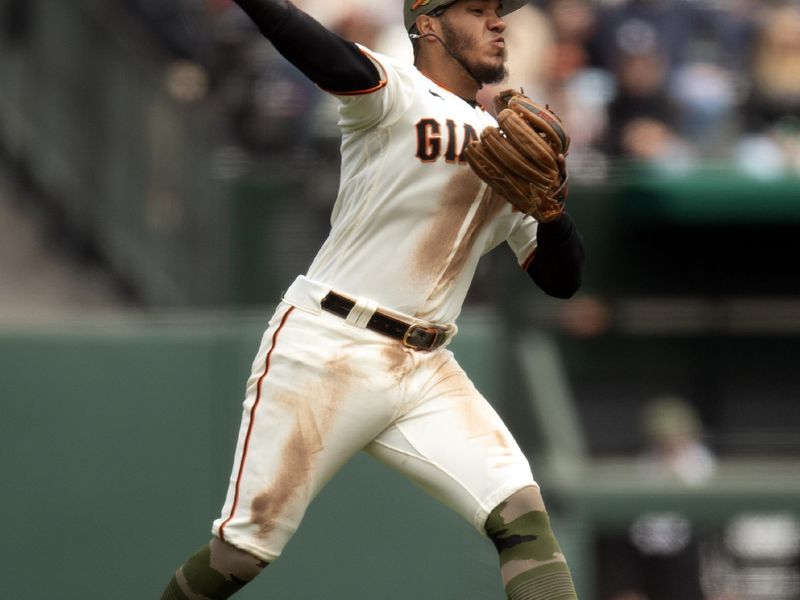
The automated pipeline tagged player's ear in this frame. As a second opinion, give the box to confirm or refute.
[415,14,437,38]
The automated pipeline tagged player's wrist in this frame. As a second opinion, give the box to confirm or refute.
[536,211,575,246]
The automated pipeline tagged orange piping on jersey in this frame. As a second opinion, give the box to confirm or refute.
[320,49,388,96]
[325,79,387,96]
[522,247,537,271]
[218,306,295,542]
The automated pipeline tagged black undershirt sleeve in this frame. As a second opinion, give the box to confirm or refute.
[526,213,585,299]
[232,0,381,93]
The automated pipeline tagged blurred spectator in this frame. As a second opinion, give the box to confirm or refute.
[547,0,598,83]
[229,41,323,152]
[118,0,800,171]
[600,391,797,600]
[590,0,704,73]
[326,0,398,51]
[596,395,718,600]
[205,0,408,153]
[585,0,760,166]
[488,0,612,182]
[669,60,737,155]
[637,395,716,486]
[744,3,800,131]
[605,41,693,169]
[538,0,610,154]
[665,2,754,153]
[294,1,409,149]
[732,3,800,179]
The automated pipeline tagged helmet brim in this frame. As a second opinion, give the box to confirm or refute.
[500,0,530,17]
[407,0,531,32]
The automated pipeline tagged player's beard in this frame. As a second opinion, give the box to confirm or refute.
[440,18,507,85]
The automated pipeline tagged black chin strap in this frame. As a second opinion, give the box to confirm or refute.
[412,31,483,90]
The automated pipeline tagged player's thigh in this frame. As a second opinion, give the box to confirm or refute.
[214,305,399,560]
[365,356,535,534]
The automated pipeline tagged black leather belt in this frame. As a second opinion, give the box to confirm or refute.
[320,292,448,352]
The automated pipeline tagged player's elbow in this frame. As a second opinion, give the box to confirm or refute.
[543,274,582,299]
[528,246,585,299]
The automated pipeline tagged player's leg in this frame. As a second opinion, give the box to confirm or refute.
[161,303,401,599]
[162,537,266,600]
[366,350,578,600]
[485,486,578,600]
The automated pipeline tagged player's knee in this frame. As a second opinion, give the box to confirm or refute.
[174,537,267,600]
[493,485,547,521]
[484,485,563,564]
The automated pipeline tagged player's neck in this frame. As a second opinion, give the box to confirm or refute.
[416,55,480,102]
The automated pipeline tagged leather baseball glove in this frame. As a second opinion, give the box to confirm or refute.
[464,89,570,222]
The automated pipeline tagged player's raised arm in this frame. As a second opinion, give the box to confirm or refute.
[231,0,381,94]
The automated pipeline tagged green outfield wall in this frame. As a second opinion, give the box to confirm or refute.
[0,309,514,600]
[3,310,799,600]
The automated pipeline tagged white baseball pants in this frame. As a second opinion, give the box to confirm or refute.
[212,276,536,562]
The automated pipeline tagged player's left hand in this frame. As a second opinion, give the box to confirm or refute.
[463,89,570,223]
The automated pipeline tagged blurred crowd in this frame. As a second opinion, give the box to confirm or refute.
[596,395,800,600]
[126,0,800,182]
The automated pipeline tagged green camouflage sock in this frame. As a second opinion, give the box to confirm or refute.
[486,503,578,600]
[161,576,191,600]
[160,538,267,600]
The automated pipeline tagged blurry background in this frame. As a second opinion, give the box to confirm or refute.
[1,0,799,599]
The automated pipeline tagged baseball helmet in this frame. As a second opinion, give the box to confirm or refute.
[404,0,530,32]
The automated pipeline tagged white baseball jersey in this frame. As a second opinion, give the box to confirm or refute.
[305,46,539,325]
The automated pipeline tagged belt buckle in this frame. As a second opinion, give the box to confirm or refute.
[402,324,441,351]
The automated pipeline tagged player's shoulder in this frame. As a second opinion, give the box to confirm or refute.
[356,44,427,86]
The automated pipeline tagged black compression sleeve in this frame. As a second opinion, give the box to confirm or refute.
[526,213,585,299]
[233,0,381,93]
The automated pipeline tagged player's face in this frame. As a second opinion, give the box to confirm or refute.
[440,0,508,84]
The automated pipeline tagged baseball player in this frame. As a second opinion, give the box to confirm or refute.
[161,1,585,599]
